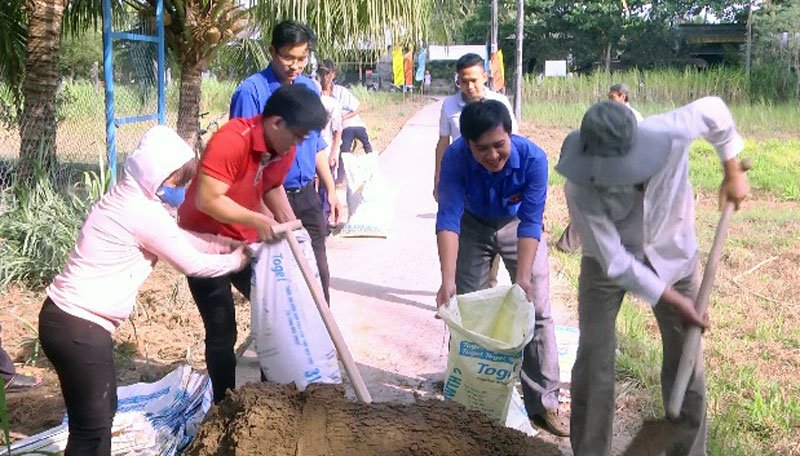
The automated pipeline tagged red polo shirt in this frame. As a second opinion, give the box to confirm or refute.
[178,115,295,242]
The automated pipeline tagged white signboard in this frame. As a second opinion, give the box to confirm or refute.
[544,60,567,77]
[428,45,488,62]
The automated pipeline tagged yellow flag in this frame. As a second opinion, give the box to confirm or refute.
[392,48,404,86]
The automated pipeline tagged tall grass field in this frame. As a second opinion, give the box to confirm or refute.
[522,68,800,137]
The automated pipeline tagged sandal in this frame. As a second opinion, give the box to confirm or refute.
[4,373,43,392]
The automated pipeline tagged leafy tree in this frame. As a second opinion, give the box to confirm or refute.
[752,0,800,99]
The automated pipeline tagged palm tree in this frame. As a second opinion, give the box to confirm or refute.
[253,1,431,63]
[0,0,27,108]
[130,0,248,147]
[8,0,436,177]
[18,0,67,179]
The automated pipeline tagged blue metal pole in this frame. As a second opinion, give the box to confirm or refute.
[156,0,166,125]
[102,0,117,186]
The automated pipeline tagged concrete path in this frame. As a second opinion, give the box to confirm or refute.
[238,97,574,409]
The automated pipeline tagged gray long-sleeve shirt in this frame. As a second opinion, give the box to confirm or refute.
[565,97,745,305]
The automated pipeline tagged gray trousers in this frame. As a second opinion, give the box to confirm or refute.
[570,256,707,456]
[456,211,561,415]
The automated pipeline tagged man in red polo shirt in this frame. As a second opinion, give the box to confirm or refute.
[179,84,328,403]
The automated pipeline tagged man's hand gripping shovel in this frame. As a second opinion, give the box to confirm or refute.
[623,157,751,455]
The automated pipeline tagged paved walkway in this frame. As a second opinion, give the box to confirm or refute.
[238,97,574,405]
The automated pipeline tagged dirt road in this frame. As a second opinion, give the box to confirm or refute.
[237,98,577,453]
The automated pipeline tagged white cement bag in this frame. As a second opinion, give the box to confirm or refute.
[8,366,211,455]
[340,152,391,238]
[438,285,536,431]
[249,232,341,390]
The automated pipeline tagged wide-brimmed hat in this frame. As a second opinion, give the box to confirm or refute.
[555,101,672,186]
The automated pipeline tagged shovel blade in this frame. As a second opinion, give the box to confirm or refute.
[622,419,688,456]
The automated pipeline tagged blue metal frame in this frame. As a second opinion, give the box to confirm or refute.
[102,0,166,186]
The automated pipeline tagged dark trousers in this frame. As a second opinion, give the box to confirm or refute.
[340,126,372,153]
[39,298,117,456]
[456,211,561,415]
[286,182,331,304]
[187,266,251,404]
[0,322,16,382]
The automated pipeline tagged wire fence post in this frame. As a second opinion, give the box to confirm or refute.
[102,0,117,185]
[156,0,166,125]
[103,0,165,188]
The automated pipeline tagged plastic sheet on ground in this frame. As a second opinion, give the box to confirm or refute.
[6,365,211,455]
[339,152,391,238]
[555,325,579,385]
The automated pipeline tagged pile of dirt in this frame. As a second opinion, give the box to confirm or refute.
[185,383,562,456]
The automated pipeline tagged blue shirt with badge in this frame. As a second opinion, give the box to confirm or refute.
[435,135,548,240]
[229,64,326,190]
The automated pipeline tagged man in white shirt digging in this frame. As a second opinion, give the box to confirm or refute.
[557,97,749,456]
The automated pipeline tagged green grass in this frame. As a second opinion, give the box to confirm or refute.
[0,159,107,289]
[689,139,800,201]
[543,113,800,453]
[522,100,800,138]
[522,67,795,106]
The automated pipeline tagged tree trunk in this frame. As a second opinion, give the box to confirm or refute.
[604,42,612,73]
[19,0,66,181]
[513,0,524,123]
[176,64,203,150]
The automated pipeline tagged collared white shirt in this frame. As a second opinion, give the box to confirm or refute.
[320,94,342,152]
[565,97,744,305]
[331,84,366,129]
[439,88,518,141]
[625,102,644,122]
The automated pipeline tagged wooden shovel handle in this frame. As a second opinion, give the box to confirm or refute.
[666,157,751,419]
[277,223,373,404]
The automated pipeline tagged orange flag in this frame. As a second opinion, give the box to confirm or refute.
[490,50,505,92]
[403,49,414,86]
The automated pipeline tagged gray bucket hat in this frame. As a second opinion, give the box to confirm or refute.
[555,101,672,186]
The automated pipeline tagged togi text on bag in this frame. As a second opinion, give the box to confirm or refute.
[250,230,341,390]
[437,284,537,436]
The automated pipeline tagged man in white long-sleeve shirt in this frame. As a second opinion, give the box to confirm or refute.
[556,97,749,456]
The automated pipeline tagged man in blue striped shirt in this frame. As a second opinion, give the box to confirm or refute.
[435,100,566,436]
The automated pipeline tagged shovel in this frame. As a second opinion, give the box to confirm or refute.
[623,157,751,455]
[271,220,373,404]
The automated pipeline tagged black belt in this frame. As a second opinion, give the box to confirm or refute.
[284,181,314,195]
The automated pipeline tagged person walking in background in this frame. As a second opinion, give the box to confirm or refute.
[423,69,432,93]
[317,62,345,227]
[557,98,749,456]
[608,83,643,121]
[321,60,374,156]
[229,20,340,305]
[318,60,344,183]
[40,126,249,455]
[556,82,644,253]
[436,100,568,437]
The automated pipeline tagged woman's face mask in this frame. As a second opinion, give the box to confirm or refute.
[156,184,186,207]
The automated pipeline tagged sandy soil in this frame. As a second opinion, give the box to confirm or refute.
[185,383,562,456]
